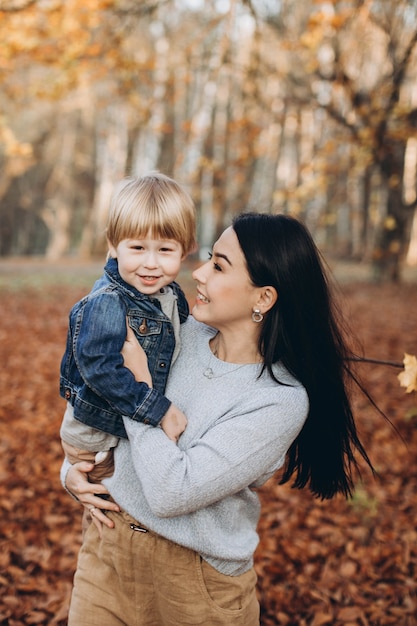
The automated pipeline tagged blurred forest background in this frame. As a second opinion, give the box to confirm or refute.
[1,0,417,282]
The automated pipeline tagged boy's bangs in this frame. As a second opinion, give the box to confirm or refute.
[123,208,184,245]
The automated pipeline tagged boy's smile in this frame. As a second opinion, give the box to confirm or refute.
[108,234,184,295]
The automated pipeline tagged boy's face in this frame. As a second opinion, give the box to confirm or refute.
[108,233,184,294]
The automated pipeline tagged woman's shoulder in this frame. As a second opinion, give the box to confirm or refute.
[270,362,304,388]
[249,364,309,422]
[237,371,309,437]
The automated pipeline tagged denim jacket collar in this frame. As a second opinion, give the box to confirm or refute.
[104,257,149,301]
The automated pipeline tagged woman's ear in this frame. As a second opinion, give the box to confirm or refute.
[256,286,278,314]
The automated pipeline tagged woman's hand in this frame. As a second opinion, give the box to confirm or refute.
[123,320,187,442]
[65,462,120,535]
[122,322,153,386]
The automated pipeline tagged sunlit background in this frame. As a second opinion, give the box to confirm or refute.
[0,0,416,282]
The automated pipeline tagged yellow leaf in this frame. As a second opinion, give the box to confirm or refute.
[398,353,417,393]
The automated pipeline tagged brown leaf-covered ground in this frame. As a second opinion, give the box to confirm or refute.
[0,260,416,625]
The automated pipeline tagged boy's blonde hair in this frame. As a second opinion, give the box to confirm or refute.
[107,172,197,254]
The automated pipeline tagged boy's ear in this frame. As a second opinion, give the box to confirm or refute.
[107,239,117,258]
[256,286,278,314]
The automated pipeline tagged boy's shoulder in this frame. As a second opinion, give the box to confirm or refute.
[68,279,126,315]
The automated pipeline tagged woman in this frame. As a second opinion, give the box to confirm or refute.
[63,212,373,625]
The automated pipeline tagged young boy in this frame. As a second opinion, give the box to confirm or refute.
[60,172,196,484]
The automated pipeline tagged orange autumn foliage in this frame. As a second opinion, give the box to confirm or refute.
[0,266,416,625]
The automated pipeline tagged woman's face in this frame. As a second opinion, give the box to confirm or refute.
[192,226,259,331]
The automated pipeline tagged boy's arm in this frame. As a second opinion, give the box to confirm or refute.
[73,294,170,426]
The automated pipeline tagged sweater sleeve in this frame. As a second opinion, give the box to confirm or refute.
[60,456,80,502]
[122,386,308,518]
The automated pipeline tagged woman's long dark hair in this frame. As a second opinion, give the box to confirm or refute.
[233,212,374,500]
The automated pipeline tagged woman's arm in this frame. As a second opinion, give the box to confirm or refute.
[123,386,308,518]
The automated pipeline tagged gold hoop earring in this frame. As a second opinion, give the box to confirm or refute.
[252,308,263,323]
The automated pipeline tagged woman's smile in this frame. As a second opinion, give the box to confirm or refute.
[196,291,209,303]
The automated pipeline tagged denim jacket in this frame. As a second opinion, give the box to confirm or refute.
[59,258,189,439]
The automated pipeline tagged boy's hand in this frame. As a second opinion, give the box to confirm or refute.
[160,404,187,442]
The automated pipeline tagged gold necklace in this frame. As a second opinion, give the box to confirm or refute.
[203,360,248,379]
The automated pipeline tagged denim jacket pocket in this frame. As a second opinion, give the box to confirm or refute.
[128,314,163,337]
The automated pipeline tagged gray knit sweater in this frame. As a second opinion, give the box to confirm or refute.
[99,316,309,576]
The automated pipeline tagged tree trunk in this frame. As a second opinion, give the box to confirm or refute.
[42,110,79,260]
[78,103,128,259]
[372,140,413,282]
